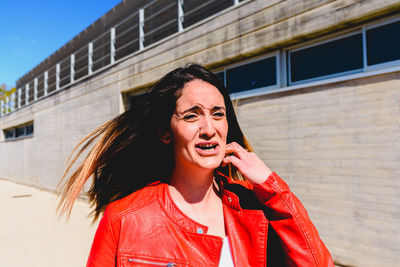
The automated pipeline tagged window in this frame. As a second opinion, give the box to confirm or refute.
[289,33,363,84]
[15,126,25,138]
[3,122,34,141]
[129,92,149,110]
[183,0,233,29]
[367,20,400,66]
[225,56,277,94]
[144,0,178,46]
[4,129,15,139]
[223,17,400,98]
[26,124,34,136]
[216,71,225,86]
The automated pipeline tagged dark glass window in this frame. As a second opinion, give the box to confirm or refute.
[92,33,111,72]
[290,34,363,83]
[4,129,15,139]
[226,57,276,93]
[59,58,71,87]
[129,93,149,110]
[15,126,25,138]
[115,13,139,61]
[216,71,225,86]
[74,48,89,80]
[144,0,178,46]
[367,20,400,66]
[25,124,34,136]
[183,0,233,28]
[3,122,33,140]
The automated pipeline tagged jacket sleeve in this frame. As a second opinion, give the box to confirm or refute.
[87,208,118,267]
[253,172,334,267]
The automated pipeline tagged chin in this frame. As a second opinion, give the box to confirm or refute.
[195,158,223,171]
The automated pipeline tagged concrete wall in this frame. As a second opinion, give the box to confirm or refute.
[235,72,400,266]
[0,72,121,189]
[1,0,400,266]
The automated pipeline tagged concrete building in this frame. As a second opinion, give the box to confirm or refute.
[1,0,399,266]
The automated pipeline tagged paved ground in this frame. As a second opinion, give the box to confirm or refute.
[0,178,98,267]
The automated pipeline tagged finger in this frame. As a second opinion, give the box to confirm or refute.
[225,142,247,158]
[222,155,242,169]
[227,141,249,152]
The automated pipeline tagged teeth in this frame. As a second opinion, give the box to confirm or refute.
[198,144,217,150]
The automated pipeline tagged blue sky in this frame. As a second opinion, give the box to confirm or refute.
[0,0,121,88]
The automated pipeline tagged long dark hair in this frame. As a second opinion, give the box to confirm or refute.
[58,64,250,221]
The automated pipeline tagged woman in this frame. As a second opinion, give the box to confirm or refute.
[58,64,334,266]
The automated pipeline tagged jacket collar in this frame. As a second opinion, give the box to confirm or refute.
[156,172,250,235]
[215,171,253,211]
[158,183,210,235]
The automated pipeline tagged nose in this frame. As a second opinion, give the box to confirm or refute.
[199,115,216,139]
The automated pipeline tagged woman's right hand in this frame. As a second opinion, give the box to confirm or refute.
[221,142,272,185]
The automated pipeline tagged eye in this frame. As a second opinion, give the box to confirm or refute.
[183,114,198,121]
[213,112,225,119]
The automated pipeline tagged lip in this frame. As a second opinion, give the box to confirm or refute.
[195,141,220,156]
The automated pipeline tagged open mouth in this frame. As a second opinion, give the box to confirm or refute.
[196,144,218,151]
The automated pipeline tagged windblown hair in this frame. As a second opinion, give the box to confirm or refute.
[58,64,251,221]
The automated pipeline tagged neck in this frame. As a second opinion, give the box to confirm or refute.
[169,165,217,204]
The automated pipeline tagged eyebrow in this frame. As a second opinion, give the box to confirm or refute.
[182,105,226,113]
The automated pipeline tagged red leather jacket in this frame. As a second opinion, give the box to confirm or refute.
[87,172,334,266]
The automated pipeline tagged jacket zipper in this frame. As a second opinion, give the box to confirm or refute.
[128,258,177,266]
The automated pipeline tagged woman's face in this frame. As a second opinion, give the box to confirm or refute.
[169,79,228,171]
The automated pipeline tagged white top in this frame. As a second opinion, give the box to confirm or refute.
[219,236,234,267]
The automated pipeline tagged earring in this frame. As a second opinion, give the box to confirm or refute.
[162,136,171,144]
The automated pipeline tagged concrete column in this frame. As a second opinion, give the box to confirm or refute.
[11,92,15,111]
[110,28,116,64]
[88,42,93,75]
[6,95,10,114]
[178,0,184,32]
[17,88,21,108]
[7,96,10,113]
[139,8,144,50]
[34,77,38,100]
[70,54,75,83]
[56,63,60,90]
[44,71,48,96]
[25,83,29,105]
